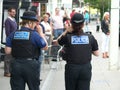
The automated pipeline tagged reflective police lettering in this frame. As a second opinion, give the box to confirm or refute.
[71,36,89,44]
[14,31,30,40]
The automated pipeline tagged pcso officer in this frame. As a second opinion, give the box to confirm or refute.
[57,13,99,90]
[5,11,48,90]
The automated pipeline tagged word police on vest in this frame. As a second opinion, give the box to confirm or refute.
[14,31,30,40]
[71,36,89,44]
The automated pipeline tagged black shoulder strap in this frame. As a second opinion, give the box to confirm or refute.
[66,33,72,46]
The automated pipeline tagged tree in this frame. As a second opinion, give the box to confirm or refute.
[84,0,111,20]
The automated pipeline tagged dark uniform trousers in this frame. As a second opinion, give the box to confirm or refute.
[65,62,92,90]
[10,59,40,90]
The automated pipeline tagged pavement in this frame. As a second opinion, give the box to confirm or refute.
[0,21,120,90]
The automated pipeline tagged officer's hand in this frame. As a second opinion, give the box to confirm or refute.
[36,25,45,36]
[52,40,58,45]
[66,26,72,33]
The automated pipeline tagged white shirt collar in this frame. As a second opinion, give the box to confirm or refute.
[8,16,15,21]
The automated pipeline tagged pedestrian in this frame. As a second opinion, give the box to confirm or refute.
[56,13,99,90]
[101,12,110,58]
[96,18,100,32]
[41,14,52,36]
[41,14,53,62]
[51,7,65,61]
[4,7,17,77]
[5,11,48,90]
[51,7,64,39]
[84,10,90,32]
[46,12,52,26]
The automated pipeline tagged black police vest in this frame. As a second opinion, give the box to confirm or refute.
[12,30,40,59]
[64,33,92,64]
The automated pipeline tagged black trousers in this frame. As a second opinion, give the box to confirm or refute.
[65,63,92,90]
[96,25,100,32]
[10,59,40,90]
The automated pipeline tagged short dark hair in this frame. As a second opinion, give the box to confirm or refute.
[46,12,50,17]
[8,7,16,12]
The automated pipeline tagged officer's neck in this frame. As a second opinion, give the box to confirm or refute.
[24,24,34,30]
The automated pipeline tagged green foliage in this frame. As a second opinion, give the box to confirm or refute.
[84,0,111,20]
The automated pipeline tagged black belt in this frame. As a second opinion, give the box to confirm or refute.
[67,61,90,65]
[26,58,35,60]
[14,58,37,60]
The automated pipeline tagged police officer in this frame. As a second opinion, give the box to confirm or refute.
[57,13,99,90]
[5,11,48,90]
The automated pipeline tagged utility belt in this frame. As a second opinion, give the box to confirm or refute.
[66,61,90,65]
[14,57,37,61]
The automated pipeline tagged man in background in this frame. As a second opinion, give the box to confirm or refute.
[4,7,17,77]
[51,8,65,61]
[51,7,64,39]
